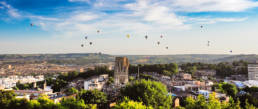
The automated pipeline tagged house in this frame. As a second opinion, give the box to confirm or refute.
[14,90,53,100]
[194,70,216,80]
[84,74,109,90]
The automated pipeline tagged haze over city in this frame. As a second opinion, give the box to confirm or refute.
[1,0,258,54]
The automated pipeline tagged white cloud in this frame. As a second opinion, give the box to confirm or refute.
[28,15,59,21]
[68,0,91,3]
[24,0,253,40]
[71,13,99,22]
[0,2,21,18]
[189,17,248,24]
[143,6,183,25]
[7,9,20,18]
[170,0,258,12]
[125,0,186,27]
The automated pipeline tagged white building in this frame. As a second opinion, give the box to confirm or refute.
[248,62,258,80]
[0,75,44,89]
[84,74,108,90]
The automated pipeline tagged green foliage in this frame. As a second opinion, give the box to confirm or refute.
[120,79,172,109]
[245,99,256,109]
[180,61,248,77]
[218,83,238,98]
[243,87,258,93]
[208,93,222,109]
[16,81,33,90]
[64,87,78,95]
[139,74,156,80]
[8,98,29,109]
[60,98,87,109]
[113,97,153,109]
[37,95,58,109]
[107,77,114,85]
[184,94,245,109]
[129,63,178,76]
[78,89,107,104]
[0,90,16,108]
[238,93,258,108]
[27,100,41,109]
[0,90,101,109]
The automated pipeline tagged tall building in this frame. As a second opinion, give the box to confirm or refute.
[248,61,258,80]
[114,57,129,85]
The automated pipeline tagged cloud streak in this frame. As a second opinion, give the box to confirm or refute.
[170,0,258,12]
[0,2,21,18]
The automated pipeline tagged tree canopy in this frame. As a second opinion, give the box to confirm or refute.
[120,79,172,109]
[113,97,153,109]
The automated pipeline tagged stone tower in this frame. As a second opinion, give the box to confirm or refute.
[33,82,37,89]
[43,80,47,90]
[114,57,129,85]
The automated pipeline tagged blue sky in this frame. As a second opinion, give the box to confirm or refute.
[1,0,258,55]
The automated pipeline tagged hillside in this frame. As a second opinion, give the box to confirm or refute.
[0,53,257,65]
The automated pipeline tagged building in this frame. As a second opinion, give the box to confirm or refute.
[14,90,53,100]
[248,61,258,80]
[114,57,129,85]
[84,74,109,90]
[194,70,216,80]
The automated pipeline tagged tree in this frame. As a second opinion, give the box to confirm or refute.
[208,92,221,109]
[61,98,87,109]
[0,90,16,108]
[113,97,153,109]
[107,77,114,85]
[37,94,59,109]
[64,87,78,95]
[8,98,29,109]
[245,99,256,109]
[120,79,172,109]
[79,89,107,104]
[27,100,41,109]
[220,83,238,98]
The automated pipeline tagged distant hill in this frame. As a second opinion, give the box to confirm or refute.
[0,53,257,65]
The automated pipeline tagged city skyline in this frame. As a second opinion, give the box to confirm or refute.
[1,0,258,55]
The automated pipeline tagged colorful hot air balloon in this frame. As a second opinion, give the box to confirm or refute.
[126,34,130,38]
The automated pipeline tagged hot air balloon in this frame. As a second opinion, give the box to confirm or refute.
[145,35,148,39]
[207,41,210,46]
[126,34,130,38]
[157,41,160,45]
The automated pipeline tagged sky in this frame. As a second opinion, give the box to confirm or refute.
[1,0,258,55]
